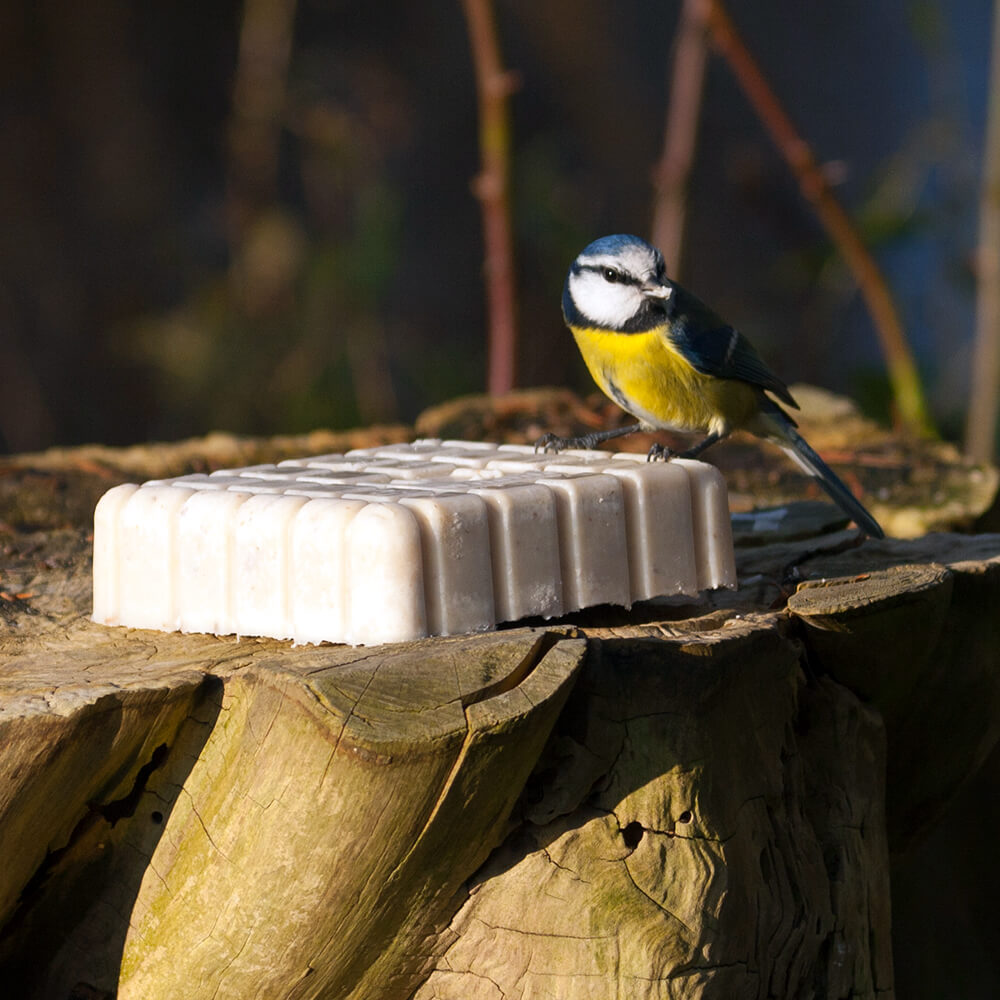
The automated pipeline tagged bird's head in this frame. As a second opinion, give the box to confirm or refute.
[563,234,673,332]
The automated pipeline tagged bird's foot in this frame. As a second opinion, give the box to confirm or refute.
[646,442,674,462]
[534,432,599,453]
[534,433,568,453]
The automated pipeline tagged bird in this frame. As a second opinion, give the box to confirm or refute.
[537,233,884,539]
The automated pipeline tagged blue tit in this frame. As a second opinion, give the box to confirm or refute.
[539,233,884,539]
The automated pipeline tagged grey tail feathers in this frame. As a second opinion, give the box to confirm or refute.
[777,427,885,538]
[763,405,884,539]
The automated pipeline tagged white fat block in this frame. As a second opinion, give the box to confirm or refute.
[92,483,140,624]
[441,440,497,450]
[284,484,360,499]
[117,485,195,631]
[495,443,536,454]
[297,456,379,471]
[469,482,563,623]
[372,461,458,480]
[209,465,285,478]
[342,486,458,503]
[144,474,214,488]
[291,499,367,644]
[488,452,614,475]
[232,494,309,639]
[539,474,630,612]
[173,475,251,491]
[346,502,427,644]
[297,471,392,484]
[399,494,495,636]
[672,459,737,591]
[429,449,495,469]
[599,462,698,599]
[177,490,251,635]
[92,441,737,645]
[237,465,316,480]
[363,439,443,460]
[484,453,554,474]
[228,483,288,495]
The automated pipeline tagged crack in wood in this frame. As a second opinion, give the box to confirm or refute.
[0,736,173,957]
[459,631,562,709]
[97,743,170,827]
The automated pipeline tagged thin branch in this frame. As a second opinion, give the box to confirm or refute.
[965,0,1000,461]
[226,0,299,322]
[705,0,936,438]
[651,0,711,276]
[227,0,297,236]
[460,0,519,396]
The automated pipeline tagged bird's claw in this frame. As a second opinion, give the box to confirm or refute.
[534,433,568,454]
[646,443,673,462]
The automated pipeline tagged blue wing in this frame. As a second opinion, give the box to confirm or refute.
[665,285,799,413]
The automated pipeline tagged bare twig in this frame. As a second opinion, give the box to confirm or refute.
[460,0,519,396]
[965,0,1000,461]
[652,0,711,276]
[706,0,936,438]
[227,0,297,235]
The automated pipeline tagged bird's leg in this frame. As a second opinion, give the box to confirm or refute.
[535,422,643,453]
[679,432,722,460]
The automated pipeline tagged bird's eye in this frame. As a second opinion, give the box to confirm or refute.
[603,268,619,283]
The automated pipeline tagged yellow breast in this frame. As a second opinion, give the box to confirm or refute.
[570,325,759,435]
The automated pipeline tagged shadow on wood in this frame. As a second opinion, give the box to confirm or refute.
[787,547,1000,847]
[416,621,892,999]
[0,674,223,998]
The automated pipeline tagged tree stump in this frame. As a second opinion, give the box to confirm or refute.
[2,433,1000,999]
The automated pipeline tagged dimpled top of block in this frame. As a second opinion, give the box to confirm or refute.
[92,439,736,646]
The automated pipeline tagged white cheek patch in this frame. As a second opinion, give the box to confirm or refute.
[569,270,644,328]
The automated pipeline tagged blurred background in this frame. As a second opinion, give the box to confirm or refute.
[0,0,993,455]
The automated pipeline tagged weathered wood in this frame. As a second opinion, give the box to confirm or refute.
[416,621,892,1000]
[0,622,582,1000]
[0,671,221,994]
[785,538,1000,846]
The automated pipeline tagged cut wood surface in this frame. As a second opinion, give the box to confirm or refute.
[416,624,892,1000]
[2,428,1000,999]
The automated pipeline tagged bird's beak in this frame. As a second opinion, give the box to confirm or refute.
[640,280,673,300]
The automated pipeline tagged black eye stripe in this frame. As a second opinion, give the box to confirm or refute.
[581,264,638,286]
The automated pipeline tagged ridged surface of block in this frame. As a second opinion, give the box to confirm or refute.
[92,440,737,645]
